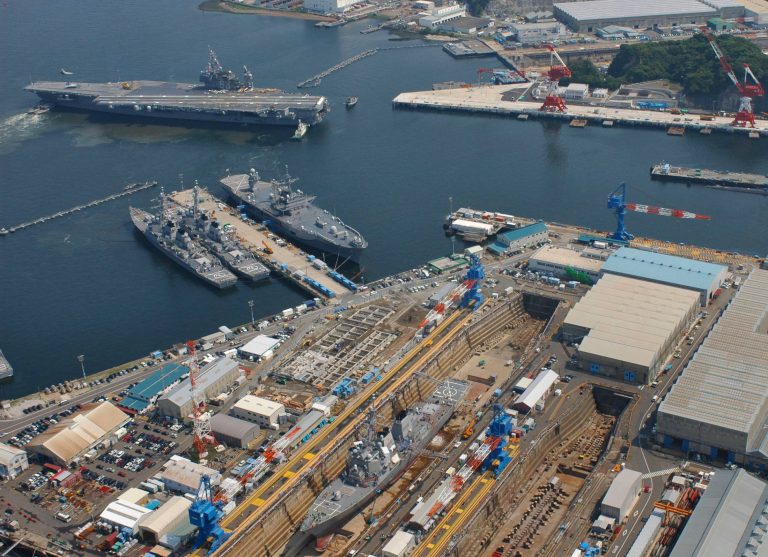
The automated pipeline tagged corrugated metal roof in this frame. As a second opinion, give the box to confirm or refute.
[0,442,25,465]
[658,270,768,444]
[602,247,726,294]
[602,468,642,510]
[138,496,191,535]
[239,335,280,357]
[159,357,239,408]
[669,469,768,557]
[530,246,605,272]
[565,274,699,369]
[498,221,547,243]
[126,363,189,401]
[210,413,259,440]
[554,0,716,21]
[514,369,559,411]
[234,395,284,417]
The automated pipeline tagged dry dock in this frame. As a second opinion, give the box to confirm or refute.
[169,189,349,299]
[392,84,768,137]
[650,163,768,193]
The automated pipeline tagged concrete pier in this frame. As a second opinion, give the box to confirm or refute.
[392,84,768,137]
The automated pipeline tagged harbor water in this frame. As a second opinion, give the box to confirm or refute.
[0,0,766,399]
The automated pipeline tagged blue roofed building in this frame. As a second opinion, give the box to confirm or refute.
[118,363,189,414]
[487,221,548,256]
[601,247,728,305]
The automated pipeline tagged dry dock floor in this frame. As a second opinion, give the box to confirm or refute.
[170,188,347,298]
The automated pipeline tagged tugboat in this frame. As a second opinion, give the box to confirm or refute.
[292,120,308,140]
[345,96,358,109]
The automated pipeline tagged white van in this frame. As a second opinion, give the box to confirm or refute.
[55,512,72,523]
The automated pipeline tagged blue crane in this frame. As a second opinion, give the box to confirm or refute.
[189,474,232,554]
[459,255,485,310]
[607,182,710,242]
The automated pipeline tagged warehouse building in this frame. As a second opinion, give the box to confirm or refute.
[118,363,189,414]
[210,413,260,449]
[657,270,768,466]
[600,468,642,520]
[419,3,467,29]
[507,20,566,44]
[232,395,285,429]
[100,500,153,534]
[382,530,416,557]
[139,496,192,545]
[28,401,129,465]
[513,369,559,413]
[238,335,281,362]
[487,221,548,256]
[118,487,150,506]
[601,247,727,305]
[554,0,718,33]
[0,442,28,479]
[160,456,221,495]
[157,357,241,419]
[562,274,699,384]
[669,469,768,557]
[528,245,605,282]
[303,0,356,14]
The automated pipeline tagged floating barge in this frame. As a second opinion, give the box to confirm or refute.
[650,163,768,194]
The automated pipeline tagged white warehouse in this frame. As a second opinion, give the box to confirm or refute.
[232,395,285,429]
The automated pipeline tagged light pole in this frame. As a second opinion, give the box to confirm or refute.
[77,354,86,380]
[248,300,255,327]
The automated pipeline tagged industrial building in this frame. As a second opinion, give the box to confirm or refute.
[600,468,642,521]
[528,245,605,282]
[27,401,130,465]
[553,0,718,33]
[487,221,548,256]
[118,487,151,506]
[437,16,491,34]
[601,247,728,305]
[507,21,565,44]
[419,3,467,28]
[100,500,153,534]
[303,0,356,14]
[156,356,241,419]
[210,413,260,449]
[160,456,221,495]
[382,529,416,557]
[564,83,590,100]
[232,395,285,429]
[657,270,768,465]
[118,363,189,414]
[563,274,699,384]
[238,335,281,361]
[138,496,192,545]
[669,469,768,557]
[513,369,559,413]
[0,442,28,479]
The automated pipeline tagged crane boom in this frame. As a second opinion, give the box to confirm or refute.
[624,204,711,220]
[703,31,743,93]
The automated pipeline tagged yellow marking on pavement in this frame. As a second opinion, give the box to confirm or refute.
[302,452,315,460]
[283,470,296,478]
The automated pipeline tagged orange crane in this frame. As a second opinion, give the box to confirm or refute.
[462,417,476,439]
[261,240,274,254]
[186,341,216,457]
[539,44,571,113]
[702,28,764,127]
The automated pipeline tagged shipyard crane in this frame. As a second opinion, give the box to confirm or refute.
[186,341,216,458]
[539,44,571,113]
[189,475,232,554]
[702,28,764,127]
[607,182,711,241]
[419,255,484,330]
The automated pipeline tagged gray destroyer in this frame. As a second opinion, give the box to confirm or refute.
[0,349,13,382]
[130,195,238,289]
[25,49,329,128]
[220,169,367,262]
[300,382,465,538]
[173,186,270,282]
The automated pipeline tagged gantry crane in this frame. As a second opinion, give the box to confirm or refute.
[189,474,232,554]
[539,44,571,113]
[186,341,216,458]
[607,183,711,241]
[702,28,764,127]
[419,255,484,330]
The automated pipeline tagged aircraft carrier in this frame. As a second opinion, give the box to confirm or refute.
[221,168,368,262]
[25,49,329,128]
[300,383,465,539]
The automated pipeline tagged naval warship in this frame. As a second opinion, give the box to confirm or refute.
[220,169,367,262]
[0,349,13,382]
[130,193,238,289]
[300,394,458,539]
[177,187,270,282]
[25,49,329,128]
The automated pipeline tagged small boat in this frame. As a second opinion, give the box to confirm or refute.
[345,96,358,109]
[26,104,51,115]
[60,68,74,76]
[292,120,308,140]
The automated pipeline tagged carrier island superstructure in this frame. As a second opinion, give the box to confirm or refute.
[25,49,329,128]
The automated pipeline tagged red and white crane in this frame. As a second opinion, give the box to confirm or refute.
[702,29,764,128]
[540,44,571,113]
[423,436,502,522]
[418,277,476,329]
[186,341,216,458]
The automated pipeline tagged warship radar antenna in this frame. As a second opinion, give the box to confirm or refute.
[193,181,200,221]
[243,65,253,89]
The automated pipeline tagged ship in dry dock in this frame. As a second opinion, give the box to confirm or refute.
[25,49,329,128]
